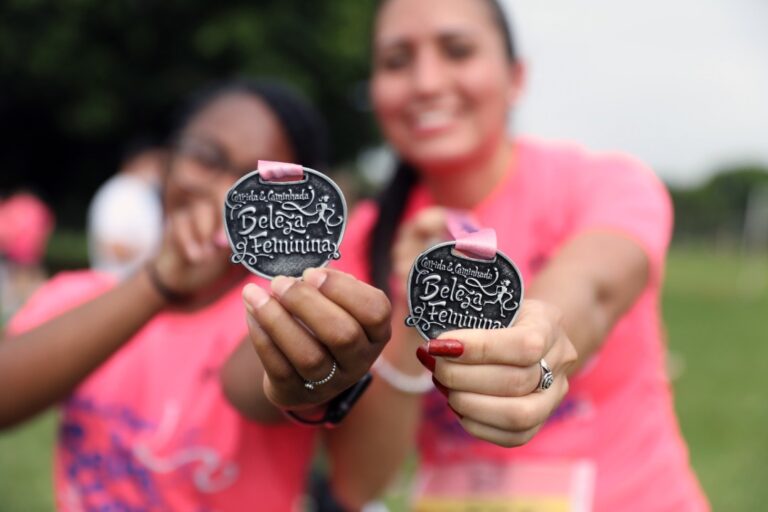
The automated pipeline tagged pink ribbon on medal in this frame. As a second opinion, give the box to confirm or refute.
[445,210,497,260]
[258,160,304,181]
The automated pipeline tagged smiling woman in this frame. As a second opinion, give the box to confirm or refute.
[311,0,712,510]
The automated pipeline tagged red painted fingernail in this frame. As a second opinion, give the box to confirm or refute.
[447,404,463,419]
[416,346,436,372]
[428,339,464,357]
[432,376,449,397]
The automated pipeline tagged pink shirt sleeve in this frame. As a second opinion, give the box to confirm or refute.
[569,152,673,282]
[6,271,114,336]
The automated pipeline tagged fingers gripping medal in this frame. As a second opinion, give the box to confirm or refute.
[224,161,347,279]
[406,212,524,340]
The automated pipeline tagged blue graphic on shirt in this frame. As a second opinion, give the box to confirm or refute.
[58,396,229,512]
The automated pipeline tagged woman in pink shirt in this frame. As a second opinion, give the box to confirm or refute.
[0,79,391,511]
[237,0,709,510]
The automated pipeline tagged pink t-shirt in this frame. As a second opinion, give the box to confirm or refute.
[8,271,316,511]
[337,137,709,511]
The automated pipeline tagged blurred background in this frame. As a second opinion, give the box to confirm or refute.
[1,1,766,510]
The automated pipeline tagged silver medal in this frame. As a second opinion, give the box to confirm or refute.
[224,167,347,279]
[406,241,524,340]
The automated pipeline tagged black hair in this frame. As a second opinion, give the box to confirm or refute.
[171,78,329,171]
[368,0,517,295]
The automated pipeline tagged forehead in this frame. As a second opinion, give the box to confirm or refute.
[183,92,292,161]
[375,0,495,44]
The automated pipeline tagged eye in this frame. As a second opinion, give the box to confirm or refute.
[442,38,475,61]
[376,46,412,71]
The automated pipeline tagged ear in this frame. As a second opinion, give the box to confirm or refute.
[507,60,527,107]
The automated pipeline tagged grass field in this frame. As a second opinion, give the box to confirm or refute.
[0,245,766,511]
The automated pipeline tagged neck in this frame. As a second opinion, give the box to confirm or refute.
[421,138,514,209]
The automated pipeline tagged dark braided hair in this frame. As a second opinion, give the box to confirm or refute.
[368,0,518,296]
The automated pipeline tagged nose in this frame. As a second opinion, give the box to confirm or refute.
[411,47,449,98]
[169,157,214,197]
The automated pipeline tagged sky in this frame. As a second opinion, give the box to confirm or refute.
[503,0,768,186]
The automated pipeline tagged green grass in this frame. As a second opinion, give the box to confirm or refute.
[663,248,768,511]
[0,246,765,510]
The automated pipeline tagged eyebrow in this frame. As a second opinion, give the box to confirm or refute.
[376,26,480,50]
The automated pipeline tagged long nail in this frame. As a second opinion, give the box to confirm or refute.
[432,376,449,397]
[243,283,270,313]
[303,268,328,289]
[416,346,436,372]
[271,276,297,297]
[428,339,464,357]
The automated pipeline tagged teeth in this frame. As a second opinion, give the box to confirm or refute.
[414,111,453,129]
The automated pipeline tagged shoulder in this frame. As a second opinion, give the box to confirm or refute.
[6,270,115,336]
[517,135,668,204]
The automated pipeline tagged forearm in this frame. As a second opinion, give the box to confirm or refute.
[326,319,424,509]
[527,232,649,371]
[0,268,166,428]
[220,339,285,423]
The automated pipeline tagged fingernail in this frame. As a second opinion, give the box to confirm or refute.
[447,403,463,420]
[432,376,449,397]
[416,346,436,372]
[243,283,270,311]
[428,339,464,357]
[271,276,297,297]
[214,229,229,248]
[303,268,327,289]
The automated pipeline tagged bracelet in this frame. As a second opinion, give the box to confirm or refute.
[145,262,188,304]
[372,356,434,395]
[286,373,372,428]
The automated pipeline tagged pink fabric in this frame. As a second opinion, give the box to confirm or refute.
[336,137,709,511]
[8,271,316,511]
[0,193,55,264]
[445,210,498,260]
[258,160,304,181]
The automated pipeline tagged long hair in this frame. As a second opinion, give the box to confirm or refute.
[367,0,518,295]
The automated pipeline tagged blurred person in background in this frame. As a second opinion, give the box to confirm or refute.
[0,190,54,325]
[87,143,167,280]
[0,78,391,510]
[236,0,709,510]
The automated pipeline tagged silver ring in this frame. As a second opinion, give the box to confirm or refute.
[538,358,554,391]
[304,360,337,390]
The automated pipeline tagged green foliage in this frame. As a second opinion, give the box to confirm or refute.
[0,0,378,226]
[669,165,768,240]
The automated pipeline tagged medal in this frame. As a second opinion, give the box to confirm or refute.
[224,161,347,279]
[405,215,523,340]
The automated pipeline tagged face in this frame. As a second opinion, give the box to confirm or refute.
[164,92,295,213]
[371,0,523,173]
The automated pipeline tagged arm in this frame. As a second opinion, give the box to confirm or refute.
[526,230,649,372]
[0,269,166,428]
[0,197,232,429]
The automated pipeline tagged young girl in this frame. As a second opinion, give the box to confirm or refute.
[1,79,390,511]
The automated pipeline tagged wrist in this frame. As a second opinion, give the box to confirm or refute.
[145,261,189,304]
[372,355,433,395]
[284,373,373,428]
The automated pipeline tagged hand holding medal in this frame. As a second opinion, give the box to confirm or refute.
[225,161,390,425]
[404,209,577,447]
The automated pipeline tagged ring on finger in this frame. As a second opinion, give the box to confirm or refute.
[538,358,554,391]
[304,360,338,390]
